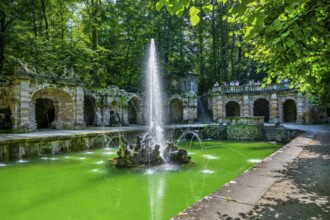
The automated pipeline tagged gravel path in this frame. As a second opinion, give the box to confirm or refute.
[173,125,330,220]
[238,131,330,219]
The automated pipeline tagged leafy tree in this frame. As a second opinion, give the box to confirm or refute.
[0,0,23,72]
[157,0,330,105]
[155,0,258,93]
[229,0,330,105]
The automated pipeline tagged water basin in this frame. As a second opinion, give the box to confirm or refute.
[0,140,281,219]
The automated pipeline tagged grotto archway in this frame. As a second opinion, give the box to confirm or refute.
[254,98,270,122]
[31,88,74,129]
[110,101,121,126]
[84,95,96,126]
[169,98,184,123]
[225,101,240,117]
[283,99,297,122]
[0,107,12,130]
[128,97,140,124]
[35,98,55,129]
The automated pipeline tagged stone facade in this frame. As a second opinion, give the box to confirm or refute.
[168,91,198,124]
[0,74,85,133]
[168,72,198,94]
[84,86,143,126]
[0,62,198,133]
[209,84,327,124]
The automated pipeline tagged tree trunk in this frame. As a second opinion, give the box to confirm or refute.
[33,11,37,38]
[198,17,204,77]
[219,3,227,82]
[231,33,235,80]
[41,0,49,40]
[91,0,99,85]
[211,0,217,80]
[163,12,171,72]
[0,16,5,72]
[237,34,242,81]
[0,13,18,73]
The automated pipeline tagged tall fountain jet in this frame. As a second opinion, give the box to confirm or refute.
[144,39,166,151]
[112,39,191,168]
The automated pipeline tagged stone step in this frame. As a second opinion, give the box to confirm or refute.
[263,125,277,141]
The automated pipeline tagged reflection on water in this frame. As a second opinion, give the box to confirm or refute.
[103,151,116,155]
[202,154,219,160]
[96,160,105,165]
[201,169,216,174]
[248,159,262,163]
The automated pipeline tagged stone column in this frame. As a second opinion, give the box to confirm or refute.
[296,92,304,124]
[243,95,250,116]
[137,101,143,125]
[304,96,312,124]
[94,95,103,126]
[75,86,85,129]
[103,95,111,126]
[13,79,32,132]
[211,94,224,123]
[185,95,197,123]
[279,98,284,123]
[121,107,129,125]
[270,93,279,123]
[29,101,37,130]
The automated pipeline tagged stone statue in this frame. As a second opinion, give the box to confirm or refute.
[112,135,192,168]
[16,58,38,76]
[46,67,57,78]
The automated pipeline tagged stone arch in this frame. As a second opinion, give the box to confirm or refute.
[128,96,141,124]
[253,98,270,122]
[0,107,12,130]
[0,88,12,130]
[84,94,96,126]
[283,99,297,122]
[110,101,121,126]
[226,101,240,117]
[31,88,74,129]
[169,98,184,123]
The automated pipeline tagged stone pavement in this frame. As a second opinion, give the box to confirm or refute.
[172,124,330,220]
[0,124,208,143]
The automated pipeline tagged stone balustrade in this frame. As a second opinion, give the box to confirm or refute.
[211,83,291,94]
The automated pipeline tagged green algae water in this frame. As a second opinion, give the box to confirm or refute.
[0,141,281,220]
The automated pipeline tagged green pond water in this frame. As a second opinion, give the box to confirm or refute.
[0,140,281,220]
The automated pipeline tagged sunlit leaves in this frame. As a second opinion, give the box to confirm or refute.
[189,6,200,26]
[156,0,216,26]
[229,4,247,18]
[202,4,213,14]
[225,0,330,104]
[156,0,191,16]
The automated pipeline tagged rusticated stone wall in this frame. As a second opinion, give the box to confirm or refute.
[0,75,198,133]
[168,91,198,124]
[209,84,327,125]
[0,74,85,133]
[226,116,264,140]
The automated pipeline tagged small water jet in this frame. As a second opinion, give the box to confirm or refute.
[112,39,192,168]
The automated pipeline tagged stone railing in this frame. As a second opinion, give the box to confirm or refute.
[226,116,264,125]
[211,83,291,93]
